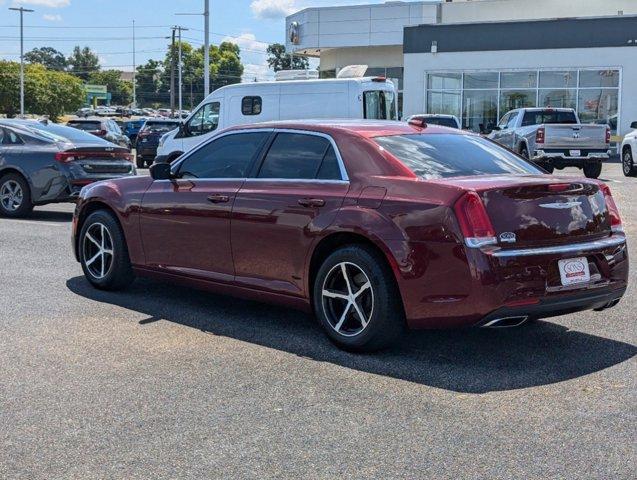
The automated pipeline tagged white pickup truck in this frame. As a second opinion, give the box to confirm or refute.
[489,108,611,178]
[620,120,637,177]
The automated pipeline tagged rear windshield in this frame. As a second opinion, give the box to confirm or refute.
[521,110,577,126]
[141,121,179,133]
[30,123,102,142]
[68,121,101,131]
[363,90,396,121]
[374,134,542,179]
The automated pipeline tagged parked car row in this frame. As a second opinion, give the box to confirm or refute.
[75,107,190,119]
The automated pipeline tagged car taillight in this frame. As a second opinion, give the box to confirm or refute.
[454,191,497,248]
[605,126,611,144]
[55,152,75,163]
[535,127,545,144]
[600,183,622,233]
[91,129,107,136]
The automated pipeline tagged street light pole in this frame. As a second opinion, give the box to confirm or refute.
[9,7,34,117]
[204,0,210,97]
[170,28,176,116]
[175,26,188,115]
[132,20,136,108]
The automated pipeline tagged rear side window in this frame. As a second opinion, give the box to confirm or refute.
[0,128,24,145]
[241,96,262,116]
[521,110,577,126]
[178,132,269,179]
[373,134,542,180]
[257,133,337,180]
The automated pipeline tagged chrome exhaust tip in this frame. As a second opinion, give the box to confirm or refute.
[482,316,529,328]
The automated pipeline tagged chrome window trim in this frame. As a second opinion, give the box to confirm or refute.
[485,235,626,258]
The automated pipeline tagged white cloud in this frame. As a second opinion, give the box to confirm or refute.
[250,0,295,20]
[42,13,61,21]
[12,0,70,7]
[242,62,273,82]
[221,32,274,82]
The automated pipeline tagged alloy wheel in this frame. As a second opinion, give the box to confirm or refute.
[321,262,374,337]
[82,222,114,279]
[0,180,23,212]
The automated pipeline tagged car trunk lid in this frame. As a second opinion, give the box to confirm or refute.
[55,145,134,175]
[438,175,611,247]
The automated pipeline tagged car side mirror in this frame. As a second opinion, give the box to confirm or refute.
[631,121,637,129]
[149,162,173,180]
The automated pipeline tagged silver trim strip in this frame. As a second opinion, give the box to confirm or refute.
[487,235,626,258]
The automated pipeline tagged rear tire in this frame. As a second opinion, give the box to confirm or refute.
[0,173,33,218]
[79,210,135,290]
[312,245,405,352]
[583,162,602,179]
[623,148,636,177]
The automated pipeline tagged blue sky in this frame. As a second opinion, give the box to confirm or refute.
[0,0,402,80]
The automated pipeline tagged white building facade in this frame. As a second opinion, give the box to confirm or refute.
[286,0,637,135]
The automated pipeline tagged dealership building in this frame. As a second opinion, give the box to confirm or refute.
[285,0,637,136]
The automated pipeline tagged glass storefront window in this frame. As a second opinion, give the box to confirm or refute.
[539,89,577,109]
[428,72,462,90]
[539,71,577,88]
[501,71,537,89]
[463,90,498,133]
[463,72,499,89]
[427,90,461,118]
[500,90,536,114]
[579,69,619,88]
[577,89,619,132]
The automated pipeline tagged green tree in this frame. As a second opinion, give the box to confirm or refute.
[88,70,133,106]
[0,61,84,120]
[135,59,163,107]
[67,46,100,81]
[24,47,67,71]
[266,43,308,72]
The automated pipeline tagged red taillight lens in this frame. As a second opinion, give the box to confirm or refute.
[535,127,545,144]
[605,126,611,144]
[454,191,497,247]
[600,183,622,232]
[55,152,75,163]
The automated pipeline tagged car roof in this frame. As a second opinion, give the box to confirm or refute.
[229,119,466,138]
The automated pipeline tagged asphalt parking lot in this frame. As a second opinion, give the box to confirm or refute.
[1,162,635,479]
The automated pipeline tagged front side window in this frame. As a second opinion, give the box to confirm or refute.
[241,96,262,116]
[257,133,339,180]
[178,132,268,179]
[373,134,541,180]
[187,102,220,137]
[363,90,396,120]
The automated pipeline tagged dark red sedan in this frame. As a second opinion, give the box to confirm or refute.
[72,120,628,351]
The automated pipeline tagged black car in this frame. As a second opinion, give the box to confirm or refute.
[67,118,132,150]
[0,120,136,217]
[135,119,181,168]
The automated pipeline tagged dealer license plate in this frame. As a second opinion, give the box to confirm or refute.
[558,257,590,286]
[569,149,581,157]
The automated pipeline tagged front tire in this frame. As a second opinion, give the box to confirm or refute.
[0,173,33,218]
[583,162,602,179]
[623,148,636,177]
[312,245,405,352]
[79,210,134,290]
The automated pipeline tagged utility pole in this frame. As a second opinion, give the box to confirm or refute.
[170,28,176,116]
[9,6,34,117]
[175,26,188,116]
[132,20,136,108]
[204,0,210,96]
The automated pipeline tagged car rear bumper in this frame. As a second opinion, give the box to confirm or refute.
[475,285,626,327]
[394,234,629,329]
[532,148,610,163]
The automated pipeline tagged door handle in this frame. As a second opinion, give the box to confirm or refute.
[298,198,325,208]
[207,194,230,203]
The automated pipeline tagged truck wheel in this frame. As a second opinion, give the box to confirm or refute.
[583,162,602,179]
[623,148,636,177]
[519,145,530,159]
